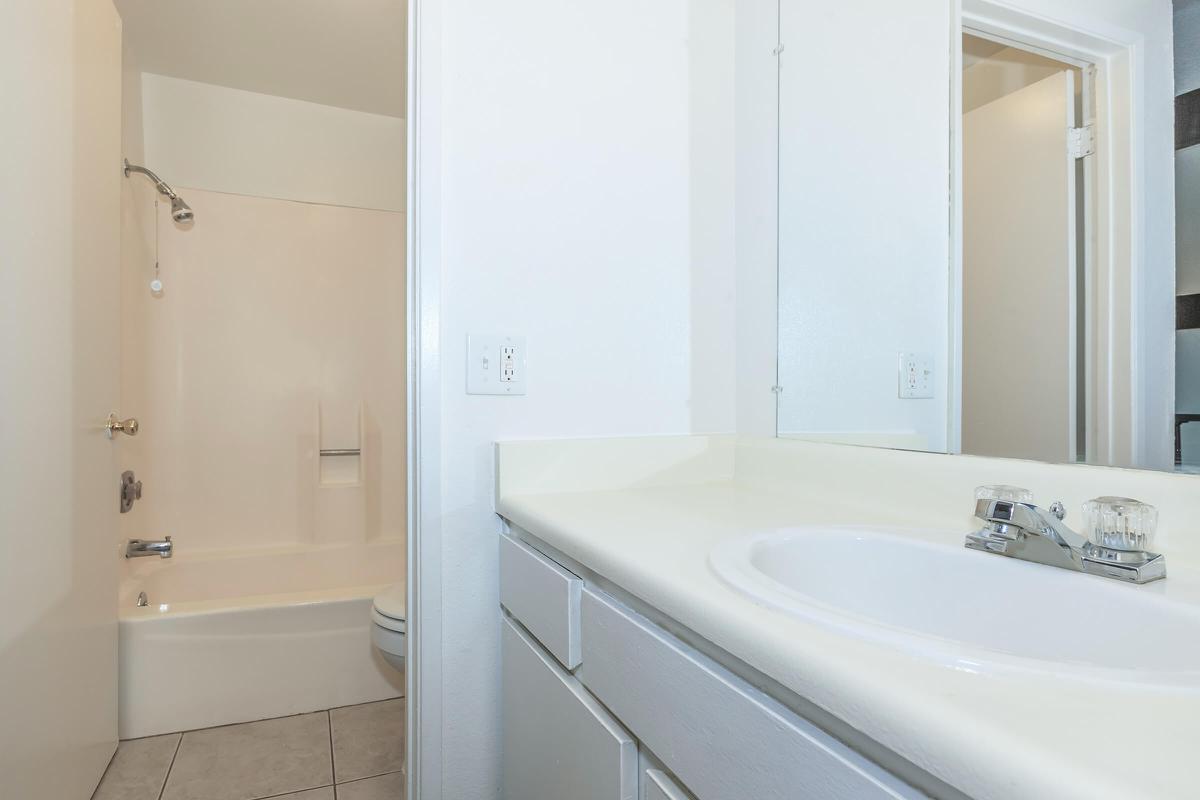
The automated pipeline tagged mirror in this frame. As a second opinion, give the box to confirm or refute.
[775,4,1196,472]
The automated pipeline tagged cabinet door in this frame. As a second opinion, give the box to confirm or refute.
[502,616,637,800]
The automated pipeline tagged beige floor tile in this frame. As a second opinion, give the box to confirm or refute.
[335,771,404,800]
[91,733,181,800]
[330,699,405,783]
[161,712,332,800]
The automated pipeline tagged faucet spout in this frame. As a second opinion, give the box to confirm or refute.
[126,537,172,559]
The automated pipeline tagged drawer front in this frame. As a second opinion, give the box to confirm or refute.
[579,589,924,800]
[499,533,582,668]
[644,768,693,800]
[502,616,637,800]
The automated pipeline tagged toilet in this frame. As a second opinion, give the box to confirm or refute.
[370,583,406,671]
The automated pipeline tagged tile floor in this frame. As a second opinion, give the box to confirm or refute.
[92,698,405,800]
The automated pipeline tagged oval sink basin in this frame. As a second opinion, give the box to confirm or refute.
[710,527,1200,688]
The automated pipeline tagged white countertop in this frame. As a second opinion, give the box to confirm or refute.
[495,436,1200,800]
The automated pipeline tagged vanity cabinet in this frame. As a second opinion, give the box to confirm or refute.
[499,532,929,800]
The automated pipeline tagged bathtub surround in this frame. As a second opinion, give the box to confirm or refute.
[119,188,406,553]
[92,699,405,800]
[115,186,406,737]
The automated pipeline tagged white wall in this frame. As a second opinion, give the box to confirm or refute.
[775,0,951,452]
[141,73,406,211]
[416,0,738,796]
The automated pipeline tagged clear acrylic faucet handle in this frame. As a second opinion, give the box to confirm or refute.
[1082,496,1158,552]
[975,485,1034,504]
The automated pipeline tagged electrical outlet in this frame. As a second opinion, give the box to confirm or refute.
[467,335,526,395]
[898,353,933,399]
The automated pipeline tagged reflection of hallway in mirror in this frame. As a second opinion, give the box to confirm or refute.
[960,34,1087,463]
[1174,1,1200,470]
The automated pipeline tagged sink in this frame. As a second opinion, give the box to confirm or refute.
[709,527,1200,688]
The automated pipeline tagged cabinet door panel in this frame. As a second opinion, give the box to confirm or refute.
[502,616,636,800]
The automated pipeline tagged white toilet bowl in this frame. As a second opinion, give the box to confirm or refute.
[371,583,406,672]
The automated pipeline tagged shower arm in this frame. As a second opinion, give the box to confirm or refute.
[123,159,179,201]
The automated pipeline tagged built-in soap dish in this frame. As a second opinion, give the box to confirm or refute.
[316,401,364,487]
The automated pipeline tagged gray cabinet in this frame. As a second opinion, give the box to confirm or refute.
[501,616,638,800]
[499,531,928,800]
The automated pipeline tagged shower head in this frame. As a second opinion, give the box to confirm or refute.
[123,159,195,224]
[170,195,194,224]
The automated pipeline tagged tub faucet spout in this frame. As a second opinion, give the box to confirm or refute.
[126,537,172,559]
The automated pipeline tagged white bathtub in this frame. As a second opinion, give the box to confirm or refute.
[118,540,405,739]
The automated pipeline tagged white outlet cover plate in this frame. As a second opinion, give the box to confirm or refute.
[898,352,933,399]
[467,334,527,395]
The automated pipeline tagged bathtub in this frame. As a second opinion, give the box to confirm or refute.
[118,540,405,739]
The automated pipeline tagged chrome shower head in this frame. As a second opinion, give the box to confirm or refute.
[124,159,195,224]
[170,195,194,224]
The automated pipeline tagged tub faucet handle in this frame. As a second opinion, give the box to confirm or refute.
[107,412,139,438]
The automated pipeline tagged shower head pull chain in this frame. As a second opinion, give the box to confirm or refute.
[150,199,163,296]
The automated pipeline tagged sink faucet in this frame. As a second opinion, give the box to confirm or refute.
[126,537,172,559]
[965,487,1164,584]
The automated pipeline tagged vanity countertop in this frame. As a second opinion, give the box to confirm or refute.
[495,435,1200,800]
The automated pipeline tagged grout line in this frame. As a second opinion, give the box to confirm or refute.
[327,709,337,785]
[335,769,405,786]
[247,785,334,800]
[326,694,403,712]
[90,748,120,798]
[156,733,184,800]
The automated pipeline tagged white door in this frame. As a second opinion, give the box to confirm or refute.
[962,70,1078,462]
[0,2,123,797]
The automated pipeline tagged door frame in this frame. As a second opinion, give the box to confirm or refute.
[406,0,444,798]
[949,0,1173,468]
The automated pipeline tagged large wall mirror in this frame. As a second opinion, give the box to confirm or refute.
[776,1,1196,473]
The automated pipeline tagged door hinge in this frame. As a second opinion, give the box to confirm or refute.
[1068,125,1096,159]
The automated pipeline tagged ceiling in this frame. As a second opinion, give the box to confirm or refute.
[114,0,406,118]
[962,34,1010,70]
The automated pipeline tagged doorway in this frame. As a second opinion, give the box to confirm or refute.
[958,31,1095,464]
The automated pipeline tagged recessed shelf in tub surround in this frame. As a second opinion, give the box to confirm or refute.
[317,400,364,487]
[494,435,1200,800]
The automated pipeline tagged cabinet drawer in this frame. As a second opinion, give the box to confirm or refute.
[502,616,638,800]
[579,589,924,800]
[499,533,582,668]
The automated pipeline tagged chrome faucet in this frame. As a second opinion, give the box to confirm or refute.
[965,486,1165,584]
[126,537,172,559]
